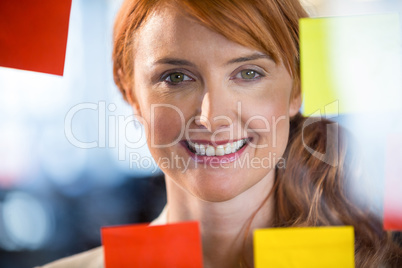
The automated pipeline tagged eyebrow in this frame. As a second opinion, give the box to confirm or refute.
[153,58,196,67]
[153,53,273,68]
[226,53,273,65]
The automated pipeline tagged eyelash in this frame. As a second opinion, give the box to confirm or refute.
[160,68,265,86]
[231,69,264,81]
[161,71,194,86]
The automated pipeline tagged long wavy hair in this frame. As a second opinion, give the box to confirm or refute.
[112,0,402,266]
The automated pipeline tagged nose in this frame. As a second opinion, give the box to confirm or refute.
[195,84,236,133]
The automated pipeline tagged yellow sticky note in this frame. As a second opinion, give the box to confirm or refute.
[254,226,355,268]
[300,14,401,116]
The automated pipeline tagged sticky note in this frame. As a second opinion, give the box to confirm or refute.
[254,226,355,268]
[101,221,203,268]
[300,14,401,116]
[384,134,402,231]
[0,0,72,76]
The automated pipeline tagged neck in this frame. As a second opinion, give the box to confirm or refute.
[164,171,275,268]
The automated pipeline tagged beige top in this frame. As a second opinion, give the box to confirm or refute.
[36,206,168,268]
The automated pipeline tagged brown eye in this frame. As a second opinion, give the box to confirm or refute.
[240,69,257,79]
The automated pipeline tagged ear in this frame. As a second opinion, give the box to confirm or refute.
[289,90,302,117]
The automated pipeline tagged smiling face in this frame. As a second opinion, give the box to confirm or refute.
[129,6,300,202]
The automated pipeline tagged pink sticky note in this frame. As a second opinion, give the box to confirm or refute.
[101,221,203,268]
[384,134,402,230]
[0,0,72,76]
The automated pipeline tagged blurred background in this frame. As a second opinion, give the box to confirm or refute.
[0,0,401,267]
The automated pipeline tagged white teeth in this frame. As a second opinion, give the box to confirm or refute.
[231,143,237,153]
[224,144,232,154]
[188,139,248,156]
[239,139,245,147]
[206,146,215,156]
[199,144,206,155]
[216,145,225,156]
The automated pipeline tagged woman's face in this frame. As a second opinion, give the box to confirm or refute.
[130,6,300,202]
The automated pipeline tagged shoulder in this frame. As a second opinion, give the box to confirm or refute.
[149,205,168,226]
[36,206,167,268]
[36,246,104,268]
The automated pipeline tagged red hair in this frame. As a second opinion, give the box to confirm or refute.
[112,0,402,266]
[113,0,307,102]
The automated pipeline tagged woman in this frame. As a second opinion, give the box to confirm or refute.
[39,0,402,267]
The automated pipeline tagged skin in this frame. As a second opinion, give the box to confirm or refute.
[126,5,301,268]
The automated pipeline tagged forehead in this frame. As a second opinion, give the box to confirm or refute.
[134,6,260,66]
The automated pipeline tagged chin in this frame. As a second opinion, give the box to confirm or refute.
[188,177,257,203]
[194,190,243,203]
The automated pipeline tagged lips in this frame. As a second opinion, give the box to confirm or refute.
[186,138,249,156]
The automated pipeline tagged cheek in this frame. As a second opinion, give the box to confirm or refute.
[244,111,289,150]
[241,93,291,151]
[142,106,185,146]
[134,82,187,147]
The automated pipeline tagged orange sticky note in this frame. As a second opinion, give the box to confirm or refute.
[0,0,72,76]
[384,134,402,231]
[101,221,203,268]
[254,226,355,268]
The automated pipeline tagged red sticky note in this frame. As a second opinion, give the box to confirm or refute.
[0,0,72,76]
[101,221,203,268]
[384,134,402,231]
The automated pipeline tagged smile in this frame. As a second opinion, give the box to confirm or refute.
[186,139,248,156]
